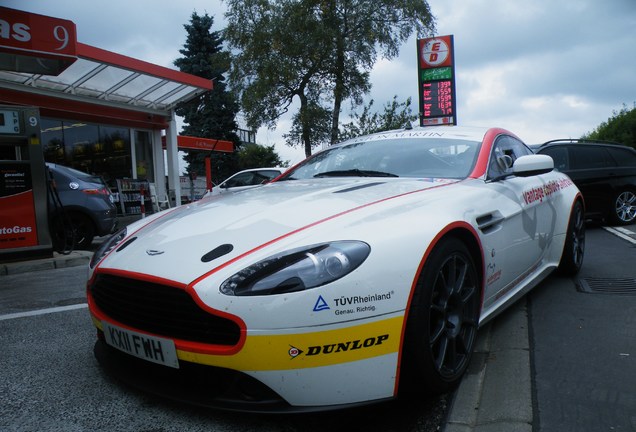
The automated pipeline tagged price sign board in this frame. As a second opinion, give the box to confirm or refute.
[417,35,457,126]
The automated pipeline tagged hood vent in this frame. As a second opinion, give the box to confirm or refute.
[201,244,234,263]
[116,237,137,252]
[333,182,385,194]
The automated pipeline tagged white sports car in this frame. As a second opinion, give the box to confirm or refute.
[88,125,585,412]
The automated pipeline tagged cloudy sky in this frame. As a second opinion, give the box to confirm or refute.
[6,0,636,165]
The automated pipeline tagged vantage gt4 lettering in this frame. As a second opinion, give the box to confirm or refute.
[88,125,585,411]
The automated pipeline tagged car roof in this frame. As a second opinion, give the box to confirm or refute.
[536,139,632,151]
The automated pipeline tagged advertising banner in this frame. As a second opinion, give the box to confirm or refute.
[0,162,39,249]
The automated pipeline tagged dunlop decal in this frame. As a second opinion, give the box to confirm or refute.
[177,316,404,371]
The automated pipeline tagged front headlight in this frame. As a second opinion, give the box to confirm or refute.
[89,227,128,269]
[220,241,370,296]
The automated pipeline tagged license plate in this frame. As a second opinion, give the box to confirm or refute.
[102,321,179,369]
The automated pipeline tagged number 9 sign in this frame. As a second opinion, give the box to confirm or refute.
[53,25,70,51]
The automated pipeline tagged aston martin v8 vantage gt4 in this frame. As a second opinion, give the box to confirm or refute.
[87,126,585,412]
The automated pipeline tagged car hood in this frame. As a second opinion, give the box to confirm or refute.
[96,178,459,283]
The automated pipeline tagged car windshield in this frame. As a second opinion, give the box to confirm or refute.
[282,137,480,180]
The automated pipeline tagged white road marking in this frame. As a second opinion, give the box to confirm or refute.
[0,303,88,321]
[614,226,636,236]
[603,226,636,246]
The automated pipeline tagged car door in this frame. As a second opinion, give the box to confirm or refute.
[563,145,614,217]
[480,136,557,309]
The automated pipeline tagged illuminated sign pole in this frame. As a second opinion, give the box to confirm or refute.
[417,35,457,126]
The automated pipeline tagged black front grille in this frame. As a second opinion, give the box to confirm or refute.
[90,274,241,345]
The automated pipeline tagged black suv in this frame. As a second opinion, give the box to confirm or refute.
[535,139,636,225]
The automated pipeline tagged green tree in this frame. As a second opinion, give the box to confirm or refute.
[318,1,435,144]
[283,97,332,151]
[583,103,636,148]
[224,0,435,156]
[238,144,288,170]
[225,0,334,158]
[339,96,418,140]
[174,12,241,182]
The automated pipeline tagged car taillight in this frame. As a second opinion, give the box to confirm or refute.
[83,187,111,196]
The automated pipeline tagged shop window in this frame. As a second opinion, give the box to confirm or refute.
[99,125,132,186]
[40,118,65,163]
[134,130,154,181]
[62,121,98,170]
[41,118,132,188]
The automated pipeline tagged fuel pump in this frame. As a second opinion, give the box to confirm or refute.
[0,105,53,261]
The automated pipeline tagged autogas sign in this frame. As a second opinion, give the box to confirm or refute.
[417,35,457,126]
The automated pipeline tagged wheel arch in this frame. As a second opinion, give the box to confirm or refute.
[395,221,485,396]
[403,222,485,329]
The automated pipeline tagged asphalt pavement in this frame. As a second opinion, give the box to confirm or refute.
[445,224,636,432]
[2,223,636,432]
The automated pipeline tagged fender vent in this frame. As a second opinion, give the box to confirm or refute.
[577,277,636,295]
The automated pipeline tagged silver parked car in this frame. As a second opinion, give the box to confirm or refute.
[205,167,283,196]
[47,163,117,249]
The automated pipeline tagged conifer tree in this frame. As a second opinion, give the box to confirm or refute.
[174,12,241,184]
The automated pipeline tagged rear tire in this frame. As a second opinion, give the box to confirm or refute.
[400,237,480,396]
[558,200,585,276]
[68,213,95,249]
[610,189,636,225]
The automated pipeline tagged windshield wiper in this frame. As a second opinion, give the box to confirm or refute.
[314,169,398,178]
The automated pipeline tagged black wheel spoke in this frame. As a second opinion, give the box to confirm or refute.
[430,320,445,345]
[443,337,458,372]
[459,284,476,306]
[452,259,468,296]
[434,336,449,371]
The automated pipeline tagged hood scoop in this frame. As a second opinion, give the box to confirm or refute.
[201,244,234,263]
[333,182,385,194]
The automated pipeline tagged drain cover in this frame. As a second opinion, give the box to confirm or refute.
[577,277,636,295]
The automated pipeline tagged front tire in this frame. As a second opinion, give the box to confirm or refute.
[400,237,480,396]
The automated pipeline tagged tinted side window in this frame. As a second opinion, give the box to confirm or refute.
[568,146,615,170]
[540,147,569,171]
[608,147,636,167]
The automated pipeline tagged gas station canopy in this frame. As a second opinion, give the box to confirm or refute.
[0,6,221,226]
[0,43,211,116]
[0,7,212,128]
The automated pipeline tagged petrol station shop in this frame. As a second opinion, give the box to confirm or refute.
[0,7,230,260]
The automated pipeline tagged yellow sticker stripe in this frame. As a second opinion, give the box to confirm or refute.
[178,316,404,371]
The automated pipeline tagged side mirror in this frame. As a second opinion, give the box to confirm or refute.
[513,154,554,177]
